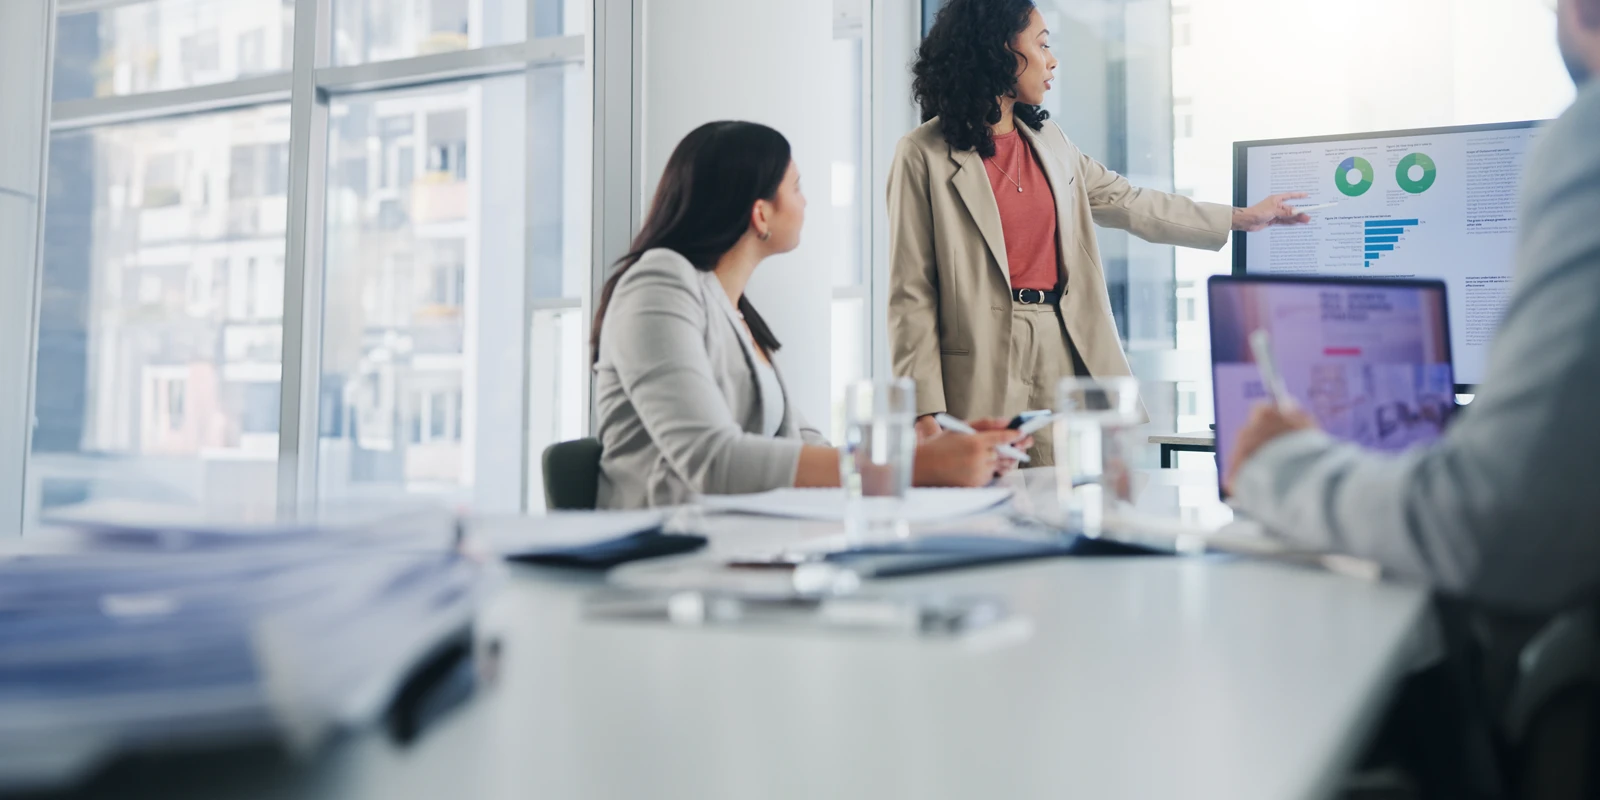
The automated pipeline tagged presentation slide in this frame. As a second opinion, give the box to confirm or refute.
[1241,124,1545,385]
[1211,281,1455,481]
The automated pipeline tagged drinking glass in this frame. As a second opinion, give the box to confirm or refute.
[840,378,916,500]
[840,378,916,540]
[1054,377,1142,536]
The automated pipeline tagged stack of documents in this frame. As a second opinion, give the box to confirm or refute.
[0,509,491,793]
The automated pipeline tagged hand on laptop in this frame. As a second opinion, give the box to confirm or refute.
[1225,404,1316,493]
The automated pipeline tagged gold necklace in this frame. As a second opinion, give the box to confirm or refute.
[987,148,1023,193]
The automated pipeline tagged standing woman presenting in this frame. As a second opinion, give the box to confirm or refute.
[889,0,1308,464]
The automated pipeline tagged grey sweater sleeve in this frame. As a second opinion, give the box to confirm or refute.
[1231,85,1600,616]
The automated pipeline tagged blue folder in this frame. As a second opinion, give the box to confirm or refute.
[821,534,1167,578]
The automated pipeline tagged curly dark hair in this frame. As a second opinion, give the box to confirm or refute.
[912,0,1049,158]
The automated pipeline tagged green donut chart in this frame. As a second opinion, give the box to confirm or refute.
[1396,152,1437,194]
[1335,157,1375,197]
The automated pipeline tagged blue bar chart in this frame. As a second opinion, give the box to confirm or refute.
[1364,219,1418,267]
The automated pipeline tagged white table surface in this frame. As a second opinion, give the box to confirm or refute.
[71,470,1428,800]
[1149,430,1218,446]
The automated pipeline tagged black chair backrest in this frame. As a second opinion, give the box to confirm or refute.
[541,438,603,510]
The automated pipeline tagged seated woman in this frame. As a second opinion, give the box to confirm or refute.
[592,121,1024,510]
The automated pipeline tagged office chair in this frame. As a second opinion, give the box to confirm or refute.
[541,438,603,510]
[1343,601,1600,800]
[1497,604,1600,799]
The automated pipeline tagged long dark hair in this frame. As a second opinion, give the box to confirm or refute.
[912,0,1050,158]
[591,121,790,364]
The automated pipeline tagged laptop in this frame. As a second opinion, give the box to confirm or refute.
[1208,275,1457,494]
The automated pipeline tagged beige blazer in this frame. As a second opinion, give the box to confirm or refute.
[887,117,1232,421]
[593,248,829,510]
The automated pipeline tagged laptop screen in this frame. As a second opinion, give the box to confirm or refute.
[1209,276,1457,487]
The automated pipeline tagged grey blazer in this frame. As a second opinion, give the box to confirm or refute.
[1232,81,1600,616]
[593,248,828,510]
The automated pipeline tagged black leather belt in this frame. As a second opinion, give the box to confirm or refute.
[1012,288,1062,305]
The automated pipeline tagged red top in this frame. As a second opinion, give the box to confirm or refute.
[983,130,1060,291]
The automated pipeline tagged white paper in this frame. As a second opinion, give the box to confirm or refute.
[472,511,668,555]
[698,488,1012,523]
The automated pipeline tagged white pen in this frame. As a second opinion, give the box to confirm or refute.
[932,413,1032,463]
[1248,329,1299,411]
[1291,201,1339,214]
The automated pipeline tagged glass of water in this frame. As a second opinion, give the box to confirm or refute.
[840,378,916,538]
[841,378,916,498]
[1054,376,1142,536]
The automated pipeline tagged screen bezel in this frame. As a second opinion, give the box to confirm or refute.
[1207,274,1457,497]
[1229,118,1545,393]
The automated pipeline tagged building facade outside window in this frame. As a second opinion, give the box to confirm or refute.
[30,0,589,524]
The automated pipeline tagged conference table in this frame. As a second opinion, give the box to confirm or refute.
[63,469,1429,800]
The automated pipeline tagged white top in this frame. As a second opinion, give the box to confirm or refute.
[723,287,784,437]
[750,353,784,437]
[169,468,1429,800]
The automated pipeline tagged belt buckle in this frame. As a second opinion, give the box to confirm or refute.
[1019,288,1043,305]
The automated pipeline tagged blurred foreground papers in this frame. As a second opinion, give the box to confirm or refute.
[0,509,494,793]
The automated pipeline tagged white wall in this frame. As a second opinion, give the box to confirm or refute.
[638,0,836,428]
[0,0,53,533]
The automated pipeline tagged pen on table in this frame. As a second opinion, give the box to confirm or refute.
[1248,329,1299,411]
[932,413,1032,463]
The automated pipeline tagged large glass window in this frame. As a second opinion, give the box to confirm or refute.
[334,0,514,65]
[1032,0,1183,444]
[35,106,291,522]
[331,0,584,65]
[31,0,591,525]
[53,0,295,102]
[1170,0,1575,432]
[319,77,526,506]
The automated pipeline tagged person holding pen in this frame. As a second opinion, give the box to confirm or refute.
[592,121,1026,510]
[889,0,1311,465]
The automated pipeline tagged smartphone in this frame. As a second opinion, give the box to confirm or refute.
[1009,410,1056,437]
[1007,409,1052,430]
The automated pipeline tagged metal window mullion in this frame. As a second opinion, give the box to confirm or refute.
[520,0,539,512]
[8,0,60,535]
[50,73,294,131]
[858,3,877,381]
[45,38,584,132]
[314,37,584,96]
[276,0,332,515]
[587,0,636,440]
